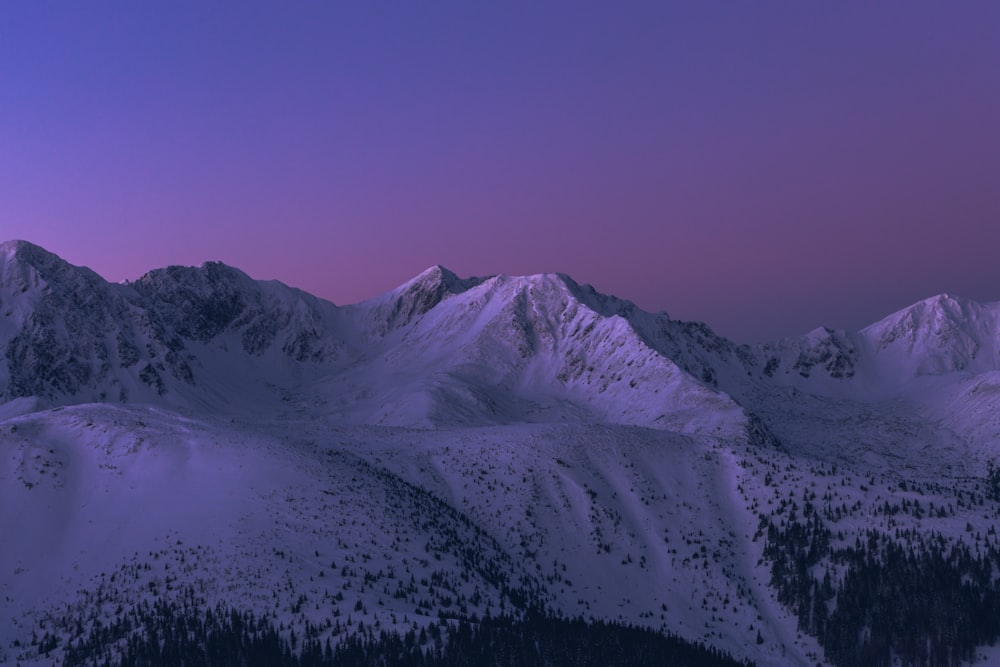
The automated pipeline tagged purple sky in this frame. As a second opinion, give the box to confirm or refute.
[3,3,999,341]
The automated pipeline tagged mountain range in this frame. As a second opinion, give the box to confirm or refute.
[3,239,1000,666]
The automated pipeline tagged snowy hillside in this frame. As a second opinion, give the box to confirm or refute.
[756,294,1000,396]
[326,272,758,444]
[748,292,1000,469]
[4,240,1000,666]
[0,241,349,416]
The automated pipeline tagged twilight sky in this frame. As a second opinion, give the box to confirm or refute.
[2,2,999,342]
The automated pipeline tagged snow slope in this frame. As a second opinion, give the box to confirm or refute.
[748,292,1000,471]
[321,272,756,443]
[0,405,824,666]
[4,241,1000,665]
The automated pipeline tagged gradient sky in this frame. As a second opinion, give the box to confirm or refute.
[2,2,999,341]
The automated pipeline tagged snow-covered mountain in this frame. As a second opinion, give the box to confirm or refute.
[0,240,193,407]
[4,240,1000,667]
[749,292,1000,469]
[756,293,1000,394]
[329,271,759,444]
[0,240,359,418]
[0,242,766,442]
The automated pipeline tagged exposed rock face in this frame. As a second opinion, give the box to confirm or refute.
[5,240,1000,457]
[0,240,191,402]
[0,241,342,406]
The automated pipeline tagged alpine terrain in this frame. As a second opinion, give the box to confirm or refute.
[3,239,1000,666]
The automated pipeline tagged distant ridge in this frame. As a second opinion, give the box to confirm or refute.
[6,240,1000,667]
[1,239,999,451]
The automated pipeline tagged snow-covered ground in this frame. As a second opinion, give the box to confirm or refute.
[4,239,1000,665]
[0,406,824,665]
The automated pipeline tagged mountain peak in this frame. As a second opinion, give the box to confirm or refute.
[361,266,492,335]
[0,239,105,294]
[406,264,487,295]
[908,292,967,313]
[865,292,979,336]
[415,264,458,282]
[0,238,41,255]
[141,260,255,284]
[1,239,62,268]
[855,292,1000,379]
[132,262,275,343]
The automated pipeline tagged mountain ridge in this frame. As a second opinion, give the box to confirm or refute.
[2,241,999,454]
[5,241,1000,666]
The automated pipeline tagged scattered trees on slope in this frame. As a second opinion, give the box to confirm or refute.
[59,598,751,667]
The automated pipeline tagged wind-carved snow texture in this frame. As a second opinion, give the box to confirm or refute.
[4,239,1000,666]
